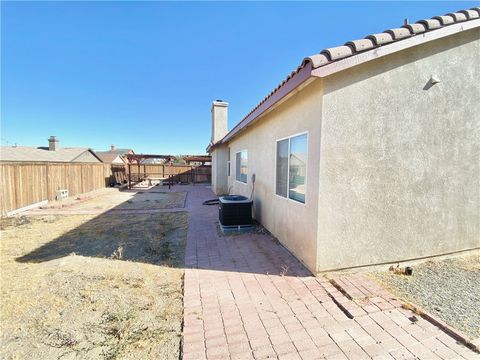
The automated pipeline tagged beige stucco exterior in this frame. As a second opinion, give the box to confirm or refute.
[224,79,324,273]
[317,28,480,271]
[210,27,480,273]
[211,145,229,195]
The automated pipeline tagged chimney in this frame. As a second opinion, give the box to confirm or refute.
[48,136,59,151]
[111,144,116,152]
[211,100,228,144]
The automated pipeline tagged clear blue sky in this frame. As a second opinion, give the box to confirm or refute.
[1,1,477,154]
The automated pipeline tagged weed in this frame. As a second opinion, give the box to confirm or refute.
[43,328,78,348]
[111,245,124,260]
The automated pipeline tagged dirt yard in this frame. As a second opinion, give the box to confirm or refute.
[369,253,480,340]
[0,209,188,359]
[36,187,187,213]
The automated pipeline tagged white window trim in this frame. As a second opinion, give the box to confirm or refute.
[227,148,231,177]
[274,131,308,205]
[235,149,248,184]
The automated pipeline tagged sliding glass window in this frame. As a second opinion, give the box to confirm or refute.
[236,150,248,183]
[276,133,307,203]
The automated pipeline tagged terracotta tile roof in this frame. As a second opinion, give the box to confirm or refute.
[208,7,479,150]
[307,7,479,67]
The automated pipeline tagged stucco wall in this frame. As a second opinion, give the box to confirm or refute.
[318,28,480,271]
[211,145,229,195]
[226,79,323,272]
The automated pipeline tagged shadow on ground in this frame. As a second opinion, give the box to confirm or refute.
[14,189,188,266]
[14,184,313,278]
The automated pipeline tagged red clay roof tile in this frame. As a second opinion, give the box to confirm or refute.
[345,39,375,52]
[433,15,455,25]
[402,23,427,34]
[385,28,412,40]
[321,45,353,61]
[366,32,394,45]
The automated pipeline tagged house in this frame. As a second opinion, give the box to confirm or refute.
[95,152,126,164]
[95,145,133,164]
[183,155,212,165]
[0,136,102,163]
[207,8,480,273]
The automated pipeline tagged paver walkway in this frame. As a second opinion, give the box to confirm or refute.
[182,185,478,360]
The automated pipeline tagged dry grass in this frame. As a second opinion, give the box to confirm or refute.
[0,211,187,359]
[40,188,187,212]
[116,191,186,210]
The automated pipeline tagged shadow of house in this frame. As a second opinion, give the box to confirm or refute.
[16,190,188,267]
[16,186,312,278]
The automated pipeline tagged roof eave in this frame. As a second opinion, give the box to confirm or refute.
[208,62,314,151]
[312,19,479,78]
[208,16,479,152]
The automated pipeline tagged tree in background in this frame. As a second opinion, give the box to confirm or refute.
[173,155,187,164]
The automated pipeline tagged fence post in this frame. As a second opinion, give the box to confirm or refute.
[128,163,131,189]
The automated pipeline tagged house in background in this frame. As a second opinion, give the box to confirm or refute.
[0,136,102,163]
[208,8,480,273]
[95,145,133,164]
[96,151,126,165]
[183,155,212,166]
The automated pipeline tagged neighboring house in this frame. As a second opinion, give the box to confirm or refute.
[207,9,480,273]
[141,158,167,164]
[96,145,134,164]
[0,136,102,163]
[95,152,126,165]
[183,155,212,165]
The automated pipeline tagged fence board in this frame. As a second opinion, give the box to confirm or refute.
[0,162,112,215]
[1,162,212,215]
[127,164,211,185]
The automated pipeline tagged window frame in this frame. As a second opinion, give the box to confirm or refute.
[235,149,248,184]
[227,148,231,177]
[274,131,308,205]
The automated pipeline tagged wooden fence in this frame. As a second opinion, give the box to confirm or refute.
[0,162,112,215]
[128,164,211,184]
[0,162,212,215]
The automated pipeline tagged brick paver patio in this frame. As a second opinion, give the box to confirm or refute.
[182,185,478,360]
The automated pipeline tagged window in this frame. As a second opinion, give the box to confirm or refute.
[276,139,288,197]
[276,133,307,203]
[236,150,248,183]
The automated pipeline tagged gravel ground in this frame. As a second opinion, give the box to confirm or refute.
[369,253,480,340]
